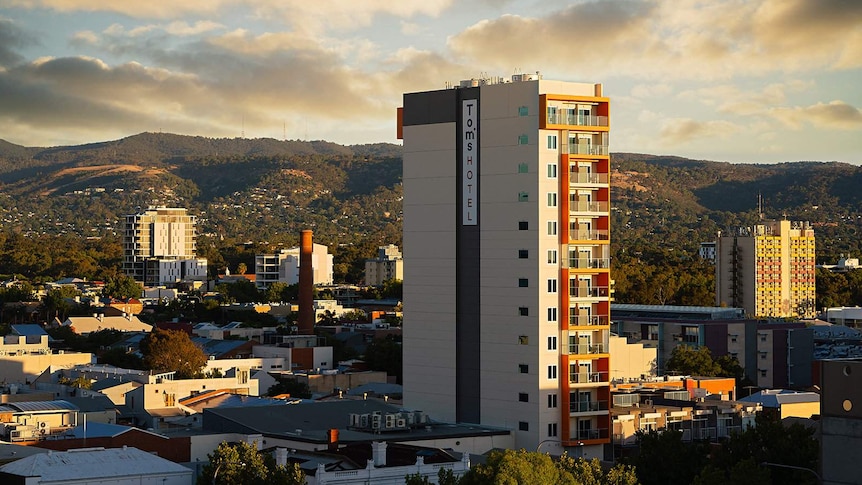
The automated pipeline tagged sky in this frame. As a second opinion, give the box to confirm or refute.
[0,0,860,163]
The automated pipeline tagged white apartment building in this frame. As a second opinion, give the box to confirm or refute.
[255,244,333,289]
[123,207,207,286]
[365,244,404,286]
[399,74,611,456]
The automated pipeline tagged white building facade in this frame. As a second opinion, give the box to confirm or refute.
[123,207,207,286]
[399,75,611,456]
[255,244,333,289]
[365,244,404,286]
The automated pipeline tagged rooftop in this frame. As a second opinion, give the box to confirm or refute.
[0,446,192,481]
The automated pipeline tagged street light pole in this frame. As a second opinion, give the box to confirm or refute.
[760,461,822,485]
[212,460,245,484]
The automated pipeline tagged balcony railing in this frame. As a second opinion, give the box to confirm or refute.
[717,425,741,438]
[569,172,609,184]
[570,400,609,413]
[692,427,717,441]
[568,343,607,355]
[570,371,609,384]
[569,314,609,326]
[569,229,609,241]
[571,428,609,441]
[569,201,609,213]
[547,113,609,127]
[568,257,610,269]
[568,143,609,156]
[569,286,610,298]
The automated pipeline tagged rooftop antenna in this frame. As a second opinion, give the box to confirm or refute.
[758,192,764,220]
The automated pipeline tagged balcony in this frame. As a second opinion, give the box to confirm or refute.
[569,314,609,326]
[568,343,607,355]
[569,229,609,241]
[569,172,609,185]
[569,201,609,214]
[568,142,609,156]
[570,371,608,384]
[568,257,610,269]
[571,428,609,441]
[547,113,609,127]
[570,286,610,298]
[570,400,609,413]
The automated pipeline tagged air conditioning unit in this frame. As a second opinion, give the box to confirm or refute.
[371,414,382,429]
[396,419,406,428]
[385,415,396,429]
[359,415,369,428]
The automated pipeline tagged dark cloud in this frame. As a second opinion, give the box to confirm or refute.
[0,19,37,68]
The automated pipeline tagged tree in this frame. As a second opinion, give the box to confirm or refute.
[267,378,311,398]
[102,274,143,299]
[363,336,402,383]
[198,440,305,485]
[627,429,710,485]
[461,449,577,485]
[236,262,248,275]
[706,416,819,485]
[664,345,721,376]
[558,456,639,485]
[140,328,207,378]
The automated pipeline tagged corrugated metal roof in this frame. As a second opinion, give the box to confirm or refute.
[6,400,78,413]
[0,446,192,481]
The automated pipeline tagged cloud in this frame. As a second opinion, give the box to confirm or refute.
[8,0,453,33]
[677,81,814,116]
[0,18,36,68]
[659,118,740,144]
[447,0,862,80]
[769,101,862,130]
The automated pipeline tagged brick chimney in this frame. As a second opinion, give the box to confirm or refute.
[298,230,314,334]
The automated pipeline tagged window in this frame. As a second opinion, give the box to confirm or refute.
[548,365,558,379]
[519,221,529,231]
[547,221,557,235]
[519,278,529,288]
[519,106,529,116]
[547,279,557,293]
[547,163,557,178]
[547,250,557,264]
[519,364,529,374]
[548,393,558,408]
[519,392,529,402]
[548,423,558,437]
[548,336,557,350]
[547,307,558,322]
[519,421,529,431]
[519,192,529,202]
[760,369,767,377]
[519,335,529,345]
[547,193,557,207]
[518,134,529,145]
[519,249,529,259]
[547,135,557,150]
[518,162,529,173]
[519,307,529,316]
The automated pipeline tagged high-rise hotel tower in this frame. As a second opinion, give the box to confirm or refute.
[398,75,611,456]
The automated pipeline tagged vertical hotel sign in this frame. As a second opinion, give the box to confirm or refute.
[462,99,477,225]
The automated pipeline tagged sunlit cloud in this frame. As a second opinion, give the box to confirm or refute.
[769,101,862,130]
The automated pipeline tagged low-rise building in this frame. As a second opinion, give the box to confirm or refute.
[60,314,152,334]
[0,446,193,484]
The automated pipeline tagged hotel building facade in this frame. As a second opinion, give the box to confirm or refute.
[715,220,816,319]
[398,75,611,456]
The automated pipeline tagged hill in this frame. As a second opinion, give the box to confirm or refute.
[0,132,859,285]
